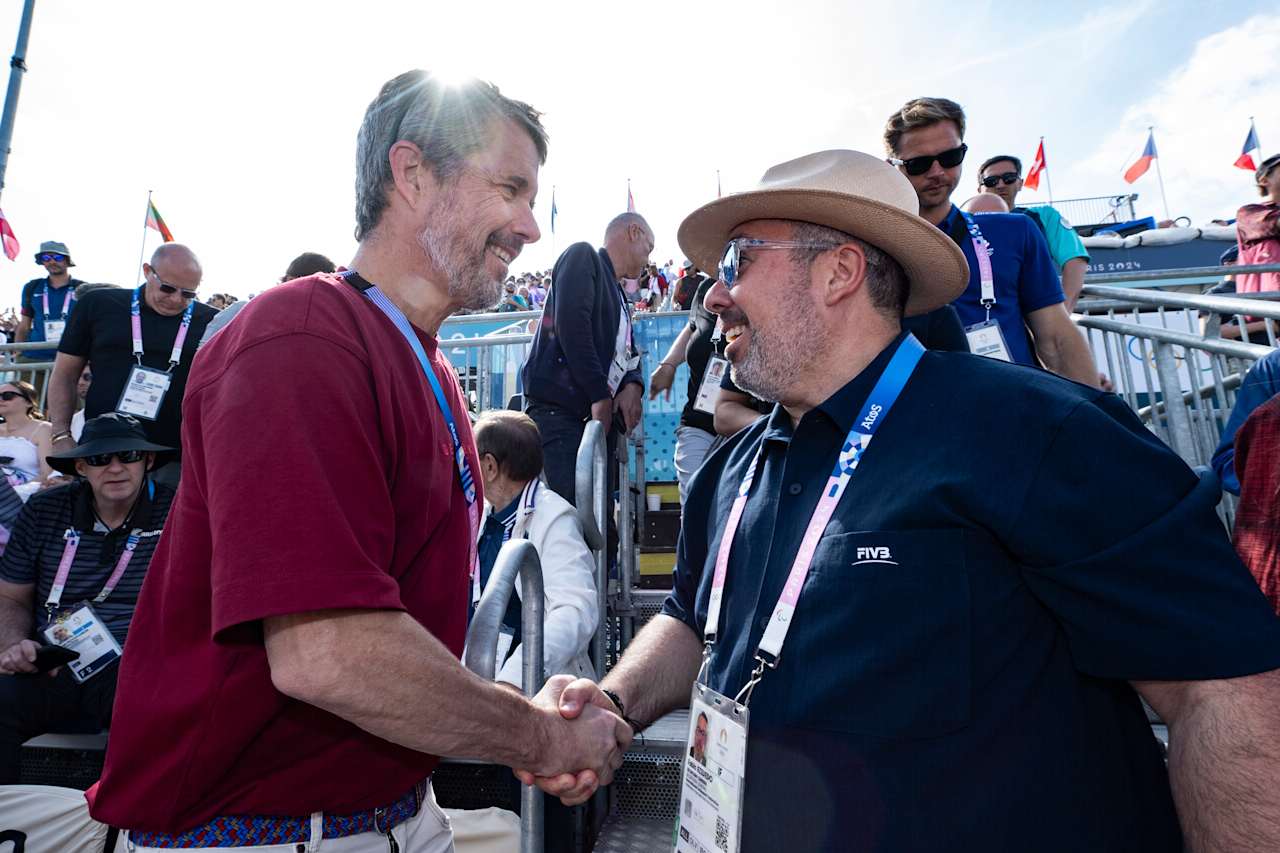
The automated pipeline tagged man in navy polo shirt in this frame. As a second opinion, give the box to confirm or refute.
[523,150,1280,852]
[883,98,1097,386]
[15,241,84,395]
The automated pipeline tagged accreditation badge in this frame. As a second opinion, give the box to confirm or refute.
[964,320,1013,362]
[40,603,122,684]
[43,319,66,346]
[117,365,171,421]
[692,356,729,416]
[674,682,748,853]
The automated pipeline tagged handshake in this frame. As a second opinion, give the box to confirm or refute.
[513,674,634,805]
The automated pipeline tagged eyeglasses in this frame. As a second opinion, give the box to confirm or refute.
[148,269,198,299]
[36,253,68,264]
[889,143,969,176]
[718,238,838,286]
[0,391,29,402]
[83,450,146,467]
[981,172,1020,188]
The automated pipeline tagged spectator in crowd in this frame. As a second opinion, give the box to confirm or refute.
[672,260,702,310]
[88,71,629,849]
[1211,348,1280,495]
[0,381,58,501]
[528,274,547,308]
[471,411,596,689]
[1199,245,1272,343]
[0,413,174,783]
[69,365,92,441]
[884,98,1097,385]
[282,251,337,282]
[499,280,529,312]
[206,294,228,311]
[978,154,1091,309]
[15,242,85,397]
[961,193,1008,213]
[522,212,651,510]
[46,244,216,489]
[1235,153,1280,296]
[529,149,1280,851]
[1232,392,1280,613]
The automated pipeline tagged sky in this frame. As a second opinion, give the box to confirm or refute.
[0,0,1272,309]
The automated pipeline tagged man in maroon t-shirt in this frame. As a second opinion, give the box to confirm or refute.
[89,71,632,852]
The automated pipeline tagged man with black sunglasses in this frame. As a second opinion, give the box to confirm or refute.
[884,98,1097,386]
[0,413,174,783]
[15,241,85,396]
[978,154,1090,309]
[44,243,216,488]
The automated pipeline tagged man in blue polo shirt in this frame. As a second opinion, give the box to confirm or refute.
[883,98,1097,386]
[15,241,84,395]
[520,150,1280,853]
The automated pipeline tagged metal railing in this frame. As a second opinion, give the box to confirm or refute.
[575,421,610,679]
[0,341,57,408]
[440,333,534,412]
[1039,193,1138,227]
[461,539,546,853]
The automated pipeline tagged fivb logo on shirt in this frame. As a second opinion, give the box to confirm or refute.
[852,546,898,567]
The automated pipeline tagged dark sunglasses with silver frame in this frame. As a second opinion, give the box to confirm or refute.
[890,143,969,177]
[718,238,839,286]
[148,268,198,299]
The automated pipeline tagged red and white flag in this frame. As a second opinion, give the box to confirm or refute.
[1235,121,1261,171]
[626,180,635,213]
[0,208,19,261]
[1024,139,1047,191]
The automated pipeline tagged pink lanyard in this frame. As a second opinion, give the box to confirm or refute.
[45,528,142,614]
[41,283,73,321]
[702,335,925,703]
[961,212,996,319]
[131,285,195,370]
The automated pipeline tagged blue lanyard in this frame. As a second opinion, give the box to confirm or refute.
[348,276,478,511]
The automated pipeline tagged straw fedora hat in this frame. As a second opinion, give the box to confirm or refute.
[677,150,969,316]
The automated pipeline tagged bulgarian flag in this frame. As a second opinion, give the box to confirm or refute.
[146,198,174,242]
[1235,121,1261,171]
[1124,131,1157,184]
[0,208,18,261]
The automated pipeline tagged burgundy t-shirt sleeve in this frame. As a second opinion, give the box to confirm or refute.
[198,332,405,639]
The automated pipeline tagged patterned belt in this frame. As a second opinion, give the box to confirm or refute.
[127,781,425,848]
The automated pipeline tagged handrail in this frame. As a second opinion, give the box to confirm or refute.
[1079,284,1280,320]
[1083,262,1280,286]
[575,420,609,679]
[442,334,535,349]
[1074,315,1274,360]
[0,341,61,353]
[1078,291,1280,313]
[460,539,546,853]
[616,436,635,648]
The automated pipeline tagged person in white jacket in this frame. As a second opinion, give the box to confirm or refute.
[471,411,598,690]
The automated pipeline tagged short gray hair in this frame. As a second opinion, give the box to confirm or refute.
[354,70,549,241]
[790,222,909,317]
[604,212,650,241]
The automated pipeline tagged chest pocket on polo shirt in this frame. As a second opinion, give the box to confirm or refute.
[766,529,971,739]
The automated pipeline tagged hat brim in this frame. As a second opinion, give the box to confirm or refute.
[47,438,174,476]
[677,188,970,317]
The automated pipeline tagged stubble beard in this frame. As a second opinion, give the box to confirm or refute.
[418,190,502,312]
[729,266,829,404]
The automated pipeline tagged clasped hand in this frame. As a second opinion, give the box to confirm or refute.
[514,675,632,805]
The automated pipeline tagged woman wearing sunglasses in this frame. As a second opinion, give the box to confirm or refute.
[0,381,57,499]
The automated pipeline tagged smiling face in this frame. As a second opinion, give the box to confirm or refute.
[417,117,542,311]
[894,120,964,216]
[703,220,832,405]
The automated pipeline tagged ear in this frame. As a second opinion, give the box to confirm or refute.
[479,452,500,483]
[387,140,433,209]
[819,243,868,308]
[74,459,87,478]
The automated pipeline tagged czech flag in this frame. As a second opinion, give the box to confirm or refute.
[146,199,174,243]
[1124,131,1157,184]
[1024,139,1047,191]
[0,209,18,261]
[1235,122,1261,171]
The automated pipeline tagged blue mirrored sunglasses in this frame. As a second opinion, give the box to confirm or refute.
[718,238,840,286]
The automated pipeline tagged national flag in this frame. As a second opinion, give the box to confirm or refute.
[1024,139,1047,191]
[1123,131,1157,184]
[627,181,635,213]
[0,209,18,261]
[1235,121,1261,171]
[146,199,174,242]
[550,187,558,234]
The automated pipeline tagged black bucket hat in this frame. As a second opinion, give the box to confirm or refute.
[46,413,173,476]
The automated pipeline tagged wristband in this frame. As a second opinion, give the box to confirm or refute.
[657,361,678,369]
[51,431,73,442]
[602,688,644,734]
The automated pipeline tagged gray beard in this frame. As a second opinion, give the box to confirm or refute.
[418,197,502,311]
[729,272,827,403]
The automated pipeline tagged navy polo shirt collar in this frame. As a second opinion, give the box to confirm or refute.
[759,330,912,443]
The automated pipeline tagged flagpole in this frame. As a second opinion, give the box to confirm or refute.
[1252,117,1260,153]
[1040,137,1054,204]
[135,190,152,285]
[1150,126,1171,221]
[716,169,721,199]
[550,184,556,257]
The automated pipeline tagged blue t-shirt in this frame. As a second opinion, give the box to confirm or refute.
[938,206,1065,366]
[665,333,1280,853]
[1212,349,1280,494]
[19,276,82,360]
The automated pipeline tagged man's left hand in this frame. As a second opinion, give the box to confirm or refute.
[615,383,643,434]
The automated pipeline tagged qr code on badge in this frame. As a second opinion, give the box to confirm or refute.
[715,816,729,852]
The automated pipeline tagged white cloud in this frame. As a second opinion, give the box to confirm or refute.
[1061,13,1280,223]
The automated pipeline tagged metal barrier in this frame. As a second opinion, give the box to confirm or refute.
[615,437,636,648]
[0,341,57,408]
[575,420,609,679]
[461,539,546,853]
[1046,193,1138,227]
[440,333,534,413]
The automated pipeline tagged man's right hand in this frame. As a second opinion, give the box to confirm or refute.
[648,363,677,400]
[515,677,631,803]
[590,398,613,428]
[0,639,41,675]
[517,675,633,804]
